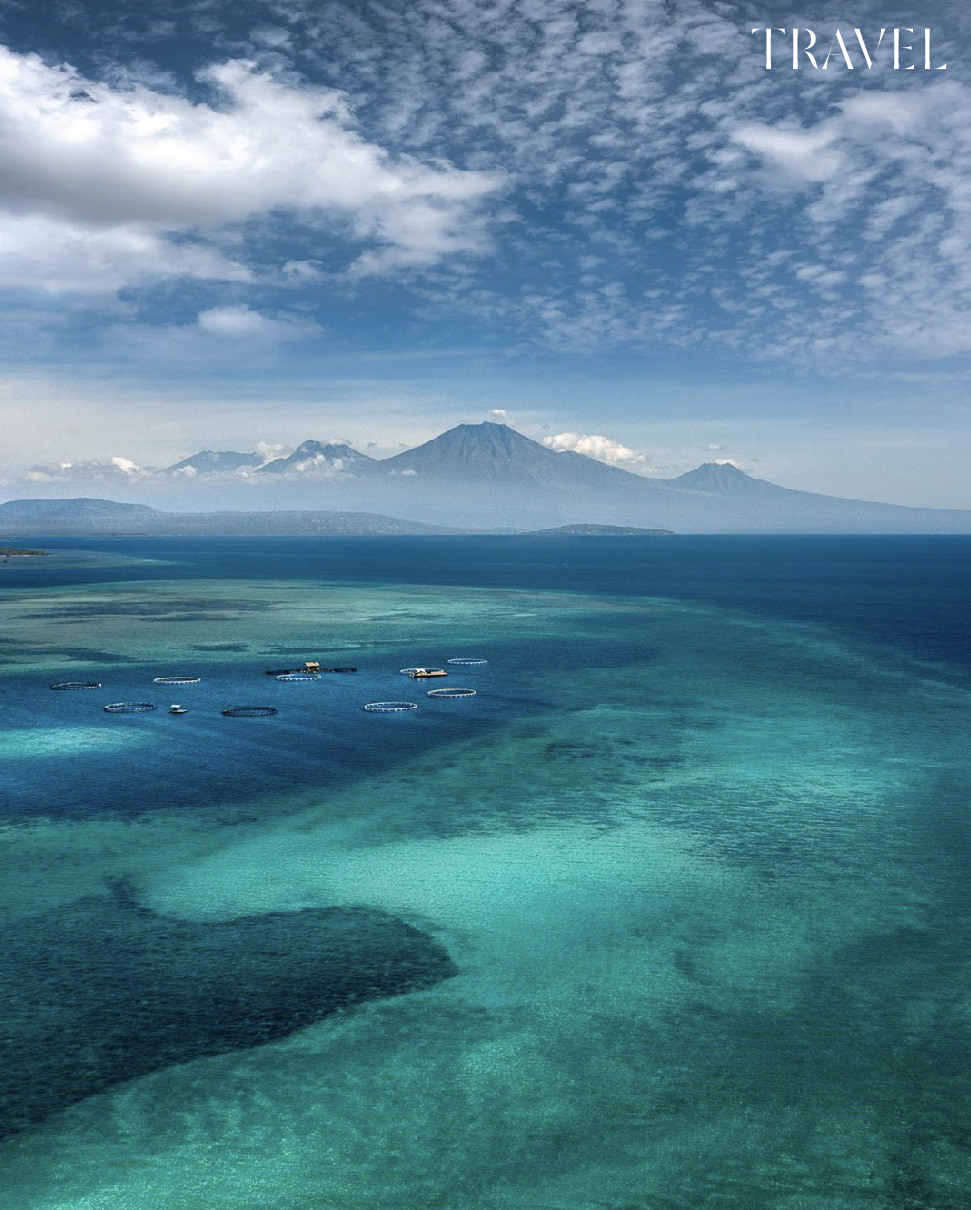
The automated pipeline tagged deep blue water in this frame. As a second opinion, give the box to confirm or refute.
[6,534,971,674]
[2,535,970,1208]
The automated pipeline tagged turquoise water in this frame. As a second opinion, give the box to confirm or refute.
[0,537,969,1208]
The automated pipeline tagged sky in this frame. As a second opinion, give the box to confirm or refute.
[0,0,970,506]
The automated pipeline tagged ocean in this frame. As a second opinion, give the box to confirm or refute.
[1,535,969,1209]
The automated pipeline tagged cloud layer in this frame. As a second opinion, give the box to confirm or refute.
[0,44,502,294]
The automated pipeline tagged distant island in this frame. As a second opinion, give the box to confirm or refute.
[0,500,463,538]
[530,524,674,536]
[0,546,50,557]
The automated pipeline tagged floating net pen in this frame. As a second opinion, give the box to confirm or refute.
[427,687,476,698]
[50,681,102,690]
[446,658,488,666]
[222,706,278,717]
[103,702,156,714]
[153,676,201,685]
[363,701,418,713]
[275,673,320,682]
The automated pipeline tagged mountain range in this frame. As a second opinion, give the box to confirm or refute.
[8,423,971,533]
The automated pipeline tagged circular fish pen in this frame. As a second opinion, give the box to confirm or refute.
[446,658,488,666]
[427,687,476,698]
[153,676,201,685]
[222,706,278,718]
[363,701,418,713]
[50,681,102,690]
[103,702,156,714]
[275,673,320,682]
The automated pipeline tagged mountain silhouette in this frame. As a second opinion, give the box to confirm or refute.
[8,424,971,533]
[257,440,376,475]
[380,422,637,490]
[165,450,263,474]
[671,462,766,493]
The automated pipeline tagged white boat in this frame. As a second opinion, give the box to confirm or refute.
[168,704,188,715]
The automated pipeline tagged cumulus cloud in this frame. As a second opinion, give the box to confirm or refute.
[0,213,247,293]
[254,441,290,462]
[542,432,650,470]
[27,455,152,482]
[0,45,503,294]
[196,306,318,341]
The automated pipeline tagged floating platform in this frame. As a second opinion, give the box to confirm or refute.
[266,667,357,676]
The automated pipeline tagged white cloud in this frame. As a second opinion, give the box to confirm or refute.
[490,408,507,417]
[27,455,151,482]
[0,213,248,293]
[542,431,649,469]
[254,441,290,463]
[196,306,317,341]
[731,122,843,185]
[0,45,503,294]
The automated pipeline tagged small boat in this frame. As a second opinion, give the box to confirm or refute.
[168,704,188,715]
[268,666,358,676]
[405,667,448,679]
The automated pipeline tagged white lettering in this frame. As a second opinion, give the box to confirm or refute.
[751,28,786,69]
[894,28,915,70]
[750,26,949,70]
[925,28,946,69]
[793,28,818,70]
[822,29,855,69]
[853,27,886,69]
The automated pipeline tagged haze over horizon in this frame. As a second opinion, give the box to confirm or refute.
[6,422,971,533]
[1,0,970,507]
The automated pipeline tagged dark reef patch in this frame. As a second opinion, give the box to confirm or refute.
[0,881,456,1136]
[55,647,141,664]
[17,599,269,620]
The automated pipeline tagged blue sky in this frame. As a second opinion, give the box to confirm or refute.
[0,0,970,505]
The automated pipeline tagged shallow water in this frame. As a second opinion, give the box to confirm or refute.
[0,537,969,1208]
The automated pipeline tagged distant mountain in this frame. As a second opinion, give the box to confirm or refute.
[671,462,766,494]
[370,425,971,532]
[257,440,376,475]
[380,422,636,491]
[0,499,461,536]
[165,450,263,474]
[16,424,971,533]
